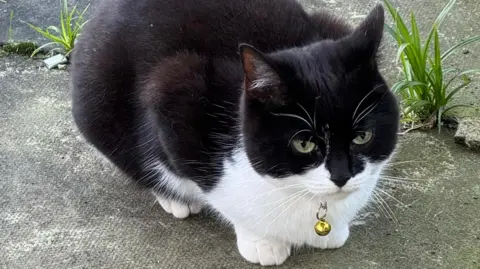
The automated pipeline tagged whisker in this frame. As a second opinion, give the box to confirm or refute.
[373,190,400,226]
[239,183,306,205]
[254,192,308,208]
[264,190,311,236]
[352,121,398,130]
[251,189,308,229]
[378,180,422,188]
[265,163,285,173]
[384,160,428,166]
[370,193,390,223]
[352,84,381,120]
[375,188,406,207]
[272,113,313,129]
[353,91,388,127]
[353,100,380,126]
[296,103,314,128]
[381,176,425,182]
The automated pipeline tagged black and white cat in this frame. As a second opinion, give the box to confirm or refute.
[71,0,399,266]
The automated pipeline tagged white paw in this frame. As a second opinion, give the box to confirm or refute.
[155,195,203,219]
[312,224,350,249]
[235,227,291,266]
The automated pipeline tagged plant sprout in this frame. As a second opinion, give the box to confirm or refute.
[24,0,89,57]
[383,0,480,132]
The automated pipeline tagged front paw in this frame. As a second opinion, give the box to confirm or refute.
[314,224,350,249]
[154,194,203,219]
[235,227,291,266]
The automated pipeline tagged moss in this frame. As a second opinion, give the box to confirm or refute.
[1,41,39,56]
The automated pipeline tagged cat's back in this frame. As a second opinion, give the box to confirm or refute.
[77,0,319,61]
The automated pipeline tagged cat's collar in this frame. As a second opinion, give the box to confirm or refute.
[314,201,331,236]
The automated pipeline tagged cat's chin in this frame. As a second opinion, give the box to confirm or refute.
[323,190,353,201]
[308,188,358,201]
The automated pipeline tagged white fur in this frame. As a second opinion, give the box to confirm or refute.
[250,77,276,90]
[206,149,385,265]
[151,149,387,266]
[150,161,205,218]
[154,193,203,219]
[249,58,279,90]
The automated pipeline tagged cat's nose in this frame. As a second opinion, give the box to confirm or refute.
[330,175,350,187]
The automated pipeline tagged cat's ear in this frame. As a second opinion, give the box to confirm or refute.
[340,4,384,63]
[239,44,285,104]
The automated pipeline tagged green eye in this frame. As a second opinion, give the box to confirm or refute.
[353,130,373,145]
[291,139,317,154]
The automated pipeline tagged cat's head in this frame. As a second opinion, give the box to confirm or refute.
[238,5,399,199]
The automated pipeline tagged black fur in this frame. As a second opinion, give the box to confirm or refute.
[71,0,399,197]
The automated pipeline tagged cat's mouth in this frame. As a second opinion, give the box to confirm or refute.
[324,190,353,200]
[316,187,358,200]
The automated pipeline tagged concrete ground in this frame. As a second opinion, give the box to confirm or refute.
[1,0,479,268]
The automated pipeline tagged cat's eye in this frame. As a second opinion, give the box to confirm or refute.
[291,139,318,154]
[353,130,373,145]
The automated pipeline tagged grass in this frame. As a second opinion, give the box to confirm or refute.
[383,0,480,132]
[8,10,14,41]
[23,0,89,57]
[1,10,39,56]
[1,42,39,55]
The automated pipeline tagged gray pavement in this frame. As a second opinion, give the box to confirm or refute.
[1,0,480,268]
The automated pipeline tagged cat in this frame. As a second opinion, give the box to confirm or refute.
[71,0,400,266]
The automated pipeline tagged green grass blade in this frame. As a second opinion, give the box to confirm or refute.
[443,67,460,74]
[73,20,89,36]
[383,0,412,44]
[433,27,444,106]
[67,5,78,37]
[399,39,425,81]
[422,25,436,63]
[8,10,14,41]
[384,23,402,42]
[395,43,411,63]
[434,0,457,28]
[46,25,60,34]
[76,4,90,22]
[383,0,397,19]
[410,13,422,54]
[60,9,67,42]
[24,22,64,44]
[30,41,57,57]
[445,81,471,103]
[456,69,480,76]
[441,36,480,61]
[442,104,473,116]
[391,80,427,94]
[422,0,457,61]
[444,69,480,90]
[65,3,81,51]
[394,15,412,44]
[409,100,432,109]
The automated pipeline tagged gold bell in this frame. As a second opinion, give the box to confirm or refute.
[314,219,331,236]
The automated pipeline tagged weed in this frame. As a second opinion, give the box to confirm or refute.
[1,42,39,55]
[24,0,89,57]
[383,0,480,132]
[8,10,14,41]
